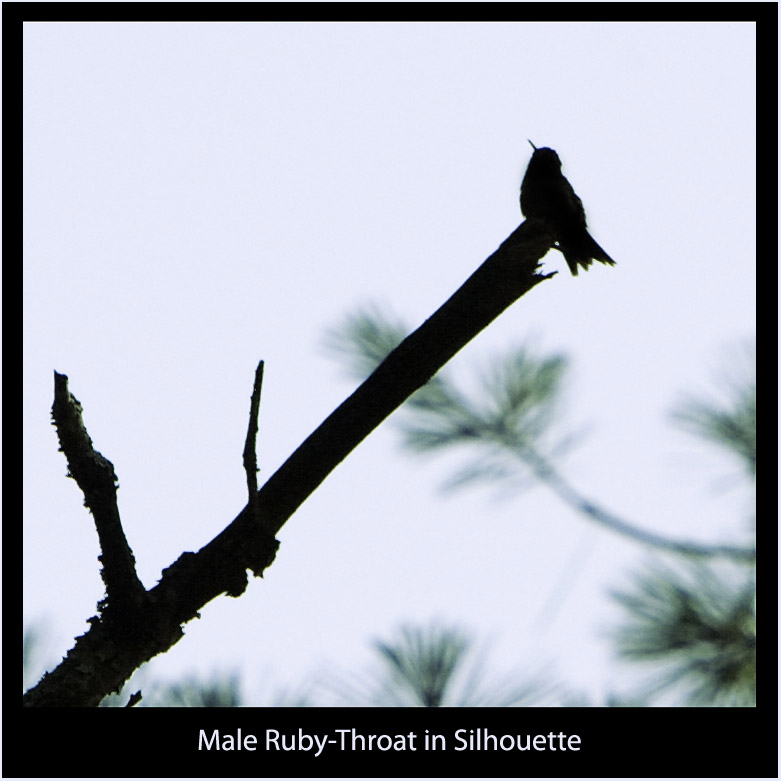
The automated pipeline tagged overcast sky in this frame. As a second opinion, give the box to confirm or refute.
[23,21,755,705]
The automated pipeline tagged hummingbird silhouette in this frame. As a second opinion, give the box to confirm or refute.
[520,141,616,276]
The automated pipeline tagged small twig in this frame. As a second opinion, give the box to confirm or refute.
[125,691,142,707]
[243,360,265,524]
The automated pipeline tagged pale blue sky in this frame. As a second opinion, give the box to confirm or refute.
[23,21,755,703]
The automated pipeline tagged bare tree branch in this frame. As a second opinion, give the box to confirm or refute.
[51,371,147,611]
[25,219,555,707]
[243,360,265,523]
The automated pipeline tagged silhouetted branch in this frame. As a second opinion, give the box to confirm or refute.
[243,360,265,523]
[51,371,146,611]
[25,219,555,707]
[125,691,142,707]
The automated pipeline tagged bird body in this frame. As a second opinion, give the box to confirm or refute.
[520,144,615,276]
